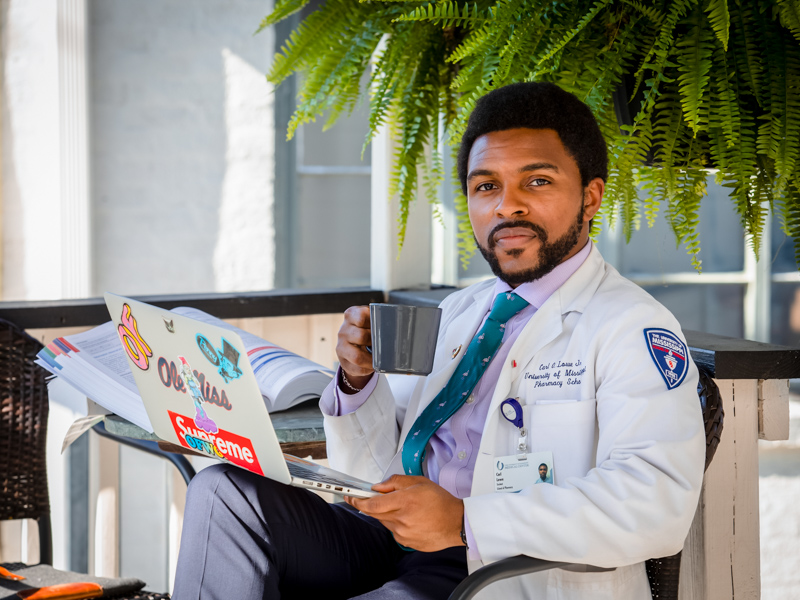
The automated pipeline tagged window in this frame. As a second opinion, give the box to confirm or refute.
[273,4,372,289]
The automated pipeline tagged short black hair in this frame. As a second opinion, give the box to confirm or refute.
[457,82,609,195]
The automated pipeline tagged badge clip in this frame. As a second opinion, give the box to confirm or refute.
[501,398,528,458]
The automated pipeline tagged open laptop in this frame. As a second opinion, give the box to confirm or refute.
[104,293,377,498]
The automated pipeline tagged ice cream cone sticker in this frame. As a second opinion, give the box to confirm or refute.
[179,356,218,434]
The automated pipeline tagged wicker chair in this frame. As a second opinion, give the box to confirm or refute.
[448,367,724,600]
[0,318,174,600]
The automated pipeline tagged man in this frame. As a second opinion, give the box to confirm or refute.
[172,82,704,600]
[535,463,550,485]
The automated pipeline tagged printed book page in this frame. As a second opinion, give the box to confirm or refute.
[36,323,153,432]
[37,306,334,429]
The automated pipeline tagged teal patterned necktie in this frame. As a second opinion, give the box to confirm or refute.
[401,292,530,476]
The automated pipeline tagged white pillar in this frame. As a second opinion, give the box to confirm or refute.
[431,127,458,287]
[2,0,60,300]
[57,0,91,299]
[744,209,771,342]
[370,126,432,292]
[0,0,90,301]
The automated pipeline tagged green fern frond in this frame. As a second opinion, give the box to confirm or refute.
[705,0,730,50]
[268,1,353,85]
[619,0,664,25]
[261,0,800,270]
[779,37,800,191]
[256,0,310,33]
[423,109,445,207]
[763,30,800,196]
[447,22,496,63]
[395,2,489,27]
[388,30,445,248]
[633,0,694,90]
[455,197,478,269]
[666,167,706,270]
[707,42,740,149]
[363,44,400,156]
[621,167,642,242]
[495,19,537,84]
[536,0,611,67]
[635,166,666,228]
[775,178,800,266]
[288,18,382,138]
[729,1,765,106]
[676,4,714,134]
[716,114,762,255]
[605,113,654,239]
[776,0,800,44]
[651,93,688,167]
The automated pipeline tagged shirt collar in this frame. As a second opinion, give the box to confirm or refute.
[492,239,593,309]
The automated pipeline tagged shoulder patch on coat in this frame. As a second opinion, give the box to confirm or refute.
[644,328,689,390]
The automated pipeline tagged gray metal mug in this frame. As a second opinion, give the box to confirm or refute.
[369,304,442,375]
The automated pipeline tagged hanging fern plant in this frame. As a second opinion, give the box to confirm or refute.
[259,0,800,271]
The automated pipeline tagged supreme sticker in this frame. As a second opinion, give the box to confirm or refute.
[168,410,264,476]
[644,328,689,390]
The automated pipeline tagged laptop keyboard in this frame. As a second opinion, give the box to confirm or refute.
[286,461,356,487]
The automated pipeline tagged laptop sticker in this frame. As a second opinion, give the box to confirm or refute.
[157,357,233,411]
[169,410,264,476]
[178,356,219,434]
[118,303,153,370]
[197,334,244,384]
[644,328,689,390]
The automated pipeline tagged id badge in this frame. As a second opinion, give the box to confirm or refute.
[494,450,554,493]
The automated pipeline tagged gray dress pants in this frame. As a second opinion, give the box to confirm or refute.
[171,464,468,600]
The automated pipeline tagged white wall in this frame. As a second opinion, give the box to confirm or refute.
[1,0,61,300]
[2,0,276,301]
[89,0,275,297]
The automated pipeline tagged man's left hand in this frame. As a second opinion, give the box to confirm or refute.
[346,475,465,552]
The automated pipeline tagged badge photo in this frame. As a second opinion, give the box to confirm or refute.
[494,450,554,493]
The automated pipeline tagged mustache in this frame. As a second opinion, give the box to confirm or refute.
[487,220,548,249]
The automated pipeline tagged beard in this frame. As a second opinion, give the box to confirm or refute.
[476,203,585,287]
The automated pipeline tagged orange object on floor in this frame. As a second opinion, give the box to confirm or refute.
[0,565,26,581]
[16,582,103,600]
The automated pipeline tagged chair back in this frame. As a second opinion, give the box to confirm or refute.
[0,319,52,563]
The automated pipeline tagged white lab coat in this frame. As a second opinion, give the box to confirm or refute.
[323,245,705,600]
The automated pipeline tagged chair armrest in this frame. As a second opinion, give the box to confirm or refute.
[92,421,197,486]
[448,556,570,600]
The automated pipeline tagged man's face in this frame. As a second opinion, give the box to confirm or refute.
[539,464,548,480]
[466,128,603,287]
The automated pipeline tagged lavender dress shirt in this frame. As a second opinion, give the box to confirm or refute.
[319,240,592,557]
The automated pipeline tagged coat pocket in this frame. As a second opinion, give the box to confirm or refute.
[522,399,597,485]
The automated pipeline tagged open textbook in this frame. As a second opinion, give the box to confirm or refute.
[35,306,334,433]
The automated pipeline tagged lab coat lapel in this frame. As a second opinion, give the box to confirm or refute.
[484,288,564,417]
[387,284,494,477]
[408,286,493,420]
[395,284,495,454]
[483,246,607,433]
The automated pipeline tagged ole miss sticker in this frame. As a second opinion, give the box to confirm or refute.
[644,328,689,390]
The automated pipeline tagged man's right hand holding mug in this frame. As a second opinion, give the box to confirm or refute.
[335,306,374,392]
